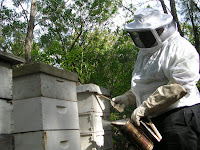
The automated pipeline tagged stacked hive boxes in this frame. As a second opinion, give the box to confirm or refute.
[77,84,113,150]
[0,51,24,150]
[12,62,81,150]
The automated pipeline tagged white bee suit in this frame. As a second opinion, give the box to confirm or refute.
[111,8,200,149]
[131,31,200,116]
[111,8,200,126]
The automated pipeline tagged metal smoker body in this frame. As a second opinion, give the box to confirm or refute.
[112,119,154,150]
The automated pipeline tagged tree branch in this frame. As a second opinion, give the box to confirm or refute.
[18,0,29,23]
[0,0,5,37]
[192,0,200,12]
[114,0,134,14]
[120,4,134,14]
[187,0,199,52]
[169,0,184,36]
[159,0,168,13]
[69,19,84,51]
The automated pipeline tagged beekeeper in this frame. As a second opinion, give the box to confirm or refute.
[111,7,200,150]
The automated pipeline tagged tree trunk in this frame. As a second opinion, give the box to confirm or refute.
[0,0,5,38]
[25,0,37,64]
[159,0,168,13]
[169,0,184,36]
[187,1,199,52]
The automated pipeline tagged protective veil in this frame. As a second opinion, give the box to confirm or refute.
[125,8,173,54]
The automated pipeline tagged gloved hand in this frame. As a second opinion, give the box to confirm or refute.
[131,105,146,126]
[111,90,136,112]
[111,95,128,112]
[131,79,188,126]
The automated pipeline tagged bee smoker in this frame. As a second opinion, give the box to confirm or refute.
[111,119,154,150]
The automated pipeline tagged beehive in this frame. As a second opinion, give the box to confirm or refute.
[13,62,81,150]
[77,84,113,150]
[0,51,24,150]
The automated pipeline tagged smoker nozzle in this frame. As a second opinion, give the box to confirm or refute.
[111,119,131,129]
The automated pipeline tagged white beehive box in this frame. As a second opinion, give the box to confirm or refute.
[80,131,113,150]
[0,99,13,134]
[79,112,111,133]
[14,130,81,150]
[0,134,14,150]
[0,62,12,100]
[0,51,24,100]
[77,84,111,113]
[13,62,78,101]
[13,97,79,133]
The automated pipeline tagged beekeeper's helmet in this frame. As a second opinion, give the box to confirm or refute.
[125,8,176,49]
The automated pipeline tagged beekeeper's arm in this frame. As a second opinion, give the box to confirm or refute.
[131,79,187,126]
[111,90,136,112]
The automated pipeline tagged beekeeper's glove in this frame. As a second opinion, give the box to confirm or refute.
[111,90,136,112]
[131,79,188,126]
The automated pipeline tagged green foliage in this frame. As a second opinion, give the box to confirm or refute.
[178,0,200,51]
[0,6,26,56]
[197,80,200,90]
[1,0,200,149]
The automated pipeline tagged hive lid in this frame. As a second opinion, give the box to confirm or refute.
[13,62,78,82]
[77,84,110,96]
[0,51,25,65]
